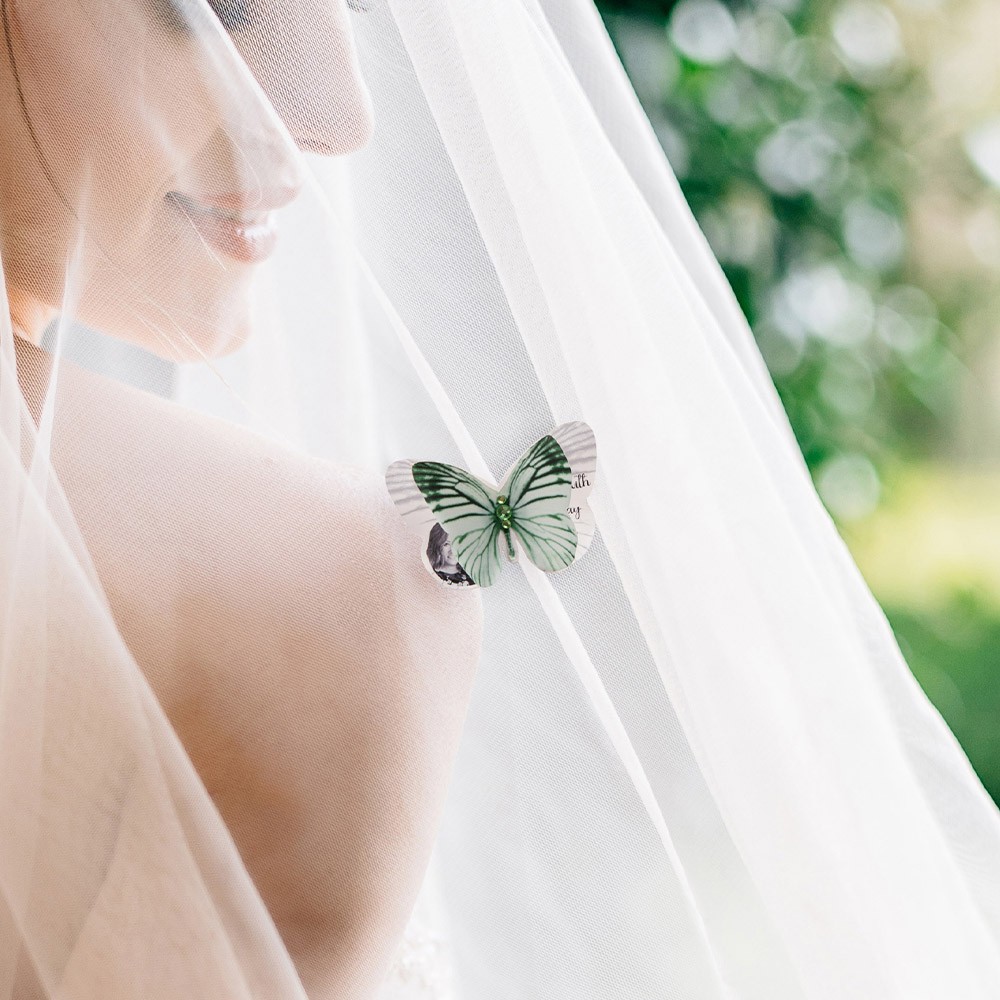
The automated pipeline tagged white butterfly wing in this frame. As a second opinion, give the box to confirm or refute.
[551,421,597,563]
[495,420,598,571]
[385,459,501,587]
[385,459,439,535]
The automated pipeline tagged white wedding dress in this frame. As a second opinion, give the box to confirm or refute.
[380,890,456,1000]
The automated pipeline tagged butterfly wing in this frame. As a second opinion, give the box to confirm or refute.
[385,459,505,588]
[387,422,597,584]
[551,421,598,562]
[499,434,578,573]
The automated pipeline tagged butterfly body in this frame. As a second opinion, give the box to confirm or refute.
[494,496,518,559]
[386,422,597,588]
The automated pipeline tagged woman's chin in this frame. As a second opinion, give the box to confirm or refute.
[92,299,254,364]
[201,323,252,361]
[155,321,251,364]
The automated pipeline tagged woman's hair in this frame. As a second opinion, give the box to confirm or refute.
[1,0,72,211]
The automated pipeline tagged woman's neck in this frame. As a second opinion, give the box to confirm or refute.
[7,291,53,346]
[11,323,52,427]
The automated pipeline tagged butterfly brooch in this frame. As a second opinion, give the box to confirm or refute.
[385,421,597,588]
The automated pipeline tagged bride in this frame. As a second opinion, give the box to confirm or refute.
[6,0,1000,998]
[2,1,480,998]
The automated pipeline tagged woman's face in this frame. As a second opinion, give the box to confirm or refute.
[0,0,373,359]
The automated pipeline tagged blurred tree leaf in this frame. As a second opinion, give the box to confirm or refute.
[597,0,986,520]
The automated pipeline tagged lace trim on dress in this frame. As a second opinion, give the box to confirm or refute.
[379,909,456,1000]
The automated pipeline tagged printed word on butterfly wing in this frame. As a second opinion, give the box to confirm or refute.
[536,421,597,563]
[385,421,597,588]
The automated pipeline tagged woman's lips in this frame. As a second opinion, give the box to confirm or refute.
[167,186,297,264]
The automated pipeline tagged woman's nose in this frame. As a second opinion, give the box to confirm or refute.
[230,2,375,157]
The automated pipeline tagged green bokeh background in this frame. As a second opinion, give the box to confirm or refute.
[596,0,1000,802]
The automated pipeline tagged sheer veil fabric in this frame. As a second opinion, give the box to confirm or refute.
[2,1,1000,999]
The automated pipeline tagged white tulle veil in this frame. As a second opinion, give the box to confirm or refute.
[3,1,1000,998]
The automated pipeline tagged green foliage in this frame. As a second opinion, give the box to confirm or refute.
[596,0,977,507]
[597,0,1000,804]
[887,590,1000,805]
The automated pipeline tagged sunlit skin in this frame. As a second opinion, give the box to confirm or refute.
[2,2,484,998]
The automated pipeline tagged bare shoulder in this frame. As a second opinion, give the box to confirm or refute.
[37,347,483,703]
[22,341,486,968]
[189,420,487,677]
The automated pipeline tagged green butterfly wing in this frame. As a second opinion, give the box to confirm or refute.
[410,461,506,587]
[387,422,596,586]
[500,435,578,573]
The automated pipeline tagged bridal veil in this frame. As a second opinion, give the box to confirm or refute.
[2,0,1000,997]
